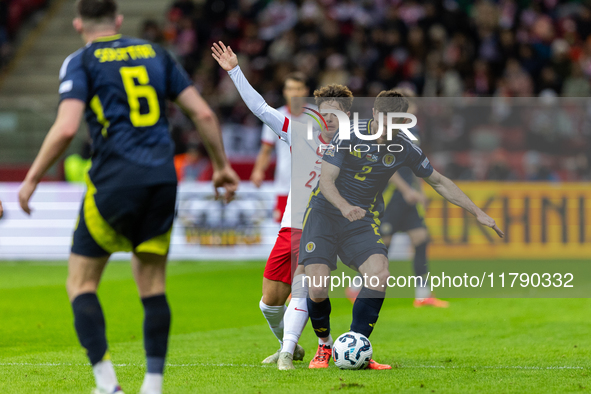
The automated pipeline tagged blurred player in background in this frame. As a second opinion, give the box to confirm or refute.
[250,72,310,223]
[346,88,448,308]
[212,41,353,370]
[17,1,238,394]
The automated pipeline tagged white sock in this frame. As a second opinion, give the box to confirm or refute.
[319,334,333,347]
[415,278,431,299]
[259,298,286,345]
[140,373,163,394]
[282,274,309,355]
[92,360,119,392]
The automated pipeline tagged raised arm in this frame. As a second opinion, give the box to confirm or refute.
[424,170,504,238]
[211,42,289,144]
[319,160,365,222]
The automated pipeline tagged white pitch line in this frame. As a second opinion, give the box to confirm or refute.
[0,362,585,370]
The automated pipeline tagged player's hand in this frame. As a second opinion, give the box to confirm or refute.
[476,212,504,238]
[341,205,366,222]
[18,179,37,215]
[212,164,240,204]
[211,41,239,72]
[402,189,428,206]
[0,200,3,219]
[250,170,264,188]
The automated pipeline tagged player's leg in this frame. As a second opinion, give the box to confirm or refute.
[260,228,293,363]
[340,216,391,370]
[408,227,430,299]
[131,252,169,394]
[260,277,289,343]
[278,264,308,370]
[353,253,392,370]
[353,253,389,338]
[67,253,122,394]
[407,227,449,307]
[129,184,176,394]
[305,261,334,368]
[298,208,339,368]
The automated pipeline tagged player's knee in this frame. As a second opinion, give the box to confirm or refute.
[308,284,328,302]
[66,276,97,300]
[410,228,429,246]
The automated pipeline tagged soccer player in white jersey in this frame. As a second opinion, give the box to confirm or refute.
[250,73,309,223]
[211,42,353,370]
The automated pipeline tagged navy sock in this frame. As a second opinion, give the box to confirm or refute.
[350,287,385,338]
[142,294,171,374]
[413,241,428,277]
[72,293,108,365]
[307,297,331,340]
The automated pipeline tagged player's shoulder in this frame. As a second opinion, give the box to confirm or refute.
[59,47,89,80]
[395,132,424,156]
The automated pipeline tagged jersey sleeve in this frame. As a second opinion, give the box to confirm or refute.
[228,66,290,145]
[405,142,434,178]
[164,49,193,100]
[322,133,351,169]
[58,51,89,103]
[261,124,277,146]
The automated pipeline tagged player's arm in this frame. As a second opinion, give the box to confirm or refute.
[19,99,85,214]
[319,160,365,222]
[0,199,3,219]
[251,142,273,188]
[424,169,504,238]
[389,172,427,206]
[175,87,239,203]
[211,42,289,143]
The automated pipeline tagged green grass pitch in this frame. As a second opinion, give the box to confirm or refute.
[0,260,589,393]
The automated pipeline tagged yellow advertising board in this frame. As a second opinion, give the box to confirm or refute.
[423,182,591,259]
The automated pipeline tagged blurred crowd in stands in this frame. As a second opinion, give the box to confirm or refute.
[0,0,49,68]
[149,0,591,182]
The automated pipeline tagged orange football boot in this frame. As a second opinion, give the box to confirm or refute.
[413,297,449,308]
[366,359,392,370]
[308,344,332,368]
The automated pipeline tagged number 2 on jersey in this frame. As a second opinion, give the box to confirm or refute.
[354,166,372,181]
[305,171,318,188]
[120,66,160,127]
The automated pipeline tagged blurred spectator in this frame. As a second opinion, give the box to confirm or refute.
[174,143,210,182]
[152,0,591,182]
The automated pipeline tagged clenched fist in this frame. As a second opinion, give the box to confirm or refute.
[341,205,366,222]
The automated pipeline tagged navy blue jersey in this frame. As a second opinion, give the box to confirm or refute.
[59,34,193,189]
[309,119,434,218]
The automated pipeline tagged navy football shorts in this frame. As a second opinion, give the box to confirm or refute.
[72,181,177,258]
[380,191,426,236]
[298,207,388,271]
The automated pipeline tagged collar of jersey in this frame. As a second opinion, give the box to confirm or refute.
[93,34,122,42]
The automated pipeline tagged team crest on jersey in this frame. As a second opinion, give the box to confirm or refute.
[382,153,396,167]
[324,145,335,157]
[305,242,316,253]
[366,153,378,162]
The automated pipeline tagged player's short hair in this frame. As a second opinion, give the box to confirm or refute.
[314,84,354,112]
[374,90,409,113]
[76,0,117,23]
[284,72,308,88]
